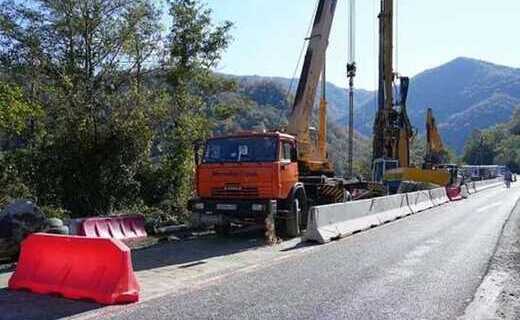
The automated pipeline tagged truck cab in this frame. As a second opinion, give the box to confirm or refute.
[189,132,305,235]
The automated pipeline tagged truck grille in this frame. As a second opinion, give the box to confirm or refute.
[212,187,259,198]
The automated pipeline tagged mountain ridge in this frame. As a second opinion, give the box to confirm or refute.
[229,57,520,153]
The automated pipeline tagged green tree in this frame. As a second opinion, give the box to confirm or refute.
[156,0,236,217]
[463,130,498,165]
[0,81,43,142]
[495,136,520,173]
[0,0,162,216]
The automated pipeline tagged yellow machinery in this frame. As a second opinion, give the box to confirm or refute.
[372,0,451,188]
[372,0,414,182]
[424,108,448,169]
[384,109,452,187]
[384,167,450,187]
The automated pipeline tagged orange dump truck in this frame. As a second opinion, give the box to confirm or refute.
[189,132,349,237]
[189,0,349,237]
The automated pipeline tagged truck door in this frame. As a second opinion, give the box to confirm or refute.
[280,140,299,198]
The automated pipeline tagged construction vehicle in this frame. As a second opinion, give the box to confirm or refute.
[189,0,351,237]
[384,108,457,190]
[424,108,448,169]
[371,0,455,191]
[371,0,413,184]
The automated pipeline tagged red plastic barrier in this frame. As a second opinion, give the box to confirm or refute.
[79,215,147,240]
[8,233,139,305]
[446,186,463,201]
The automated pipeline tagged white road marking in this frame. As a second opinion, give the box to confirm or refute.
[476,202,502,213]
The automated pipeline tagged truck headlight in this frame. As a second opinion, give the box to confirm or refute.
[252,204,265,211]
[194,202,204,210]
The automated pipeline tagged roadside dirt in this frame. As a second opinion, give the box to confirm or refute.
[494,198,520,319]
[461,197,520,319]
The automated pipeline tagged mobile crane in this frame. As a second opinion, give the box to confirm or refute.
[189,0,350,238]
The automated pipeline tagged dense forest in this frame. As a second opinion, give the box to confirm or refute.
[0,0,240,224]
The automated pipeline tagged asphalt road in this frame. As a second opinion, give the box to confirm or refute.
[95,183,520,320]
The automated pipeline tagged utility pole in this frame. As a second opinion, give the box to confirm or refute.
[347,0,356,179]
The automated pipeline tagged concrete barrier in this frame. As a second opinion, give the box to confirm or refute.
[460,184,470,199]
[407,190,435,213]
[473,178,502,192]
[429,187,450,206]
[371,193,411,223]
[303,199,375,244]
[304,178,502,245]
[430,188,449,206]
[304,194,410,244]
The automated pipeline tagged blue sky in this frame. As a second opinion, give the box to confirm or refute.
[191,0,520,90]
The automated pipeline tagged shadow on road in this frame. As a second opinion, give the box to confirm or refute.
[279,240,315,252]
[0,288,101,320]
[132,228,266,272]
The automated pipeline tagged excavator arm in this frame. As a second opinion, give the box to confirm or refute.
[424,108,447,168]
[287,0,337,176]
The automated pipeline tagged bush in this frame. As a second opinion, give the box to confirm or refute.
[40,206,71,220]
[0,151,33,209]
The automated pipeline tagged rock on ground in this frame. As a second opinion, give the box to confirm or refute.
[0,199,47,258]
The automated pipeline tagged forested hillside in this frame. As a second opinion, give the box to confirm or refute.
[238,58,520,154]
[463,110,520,172]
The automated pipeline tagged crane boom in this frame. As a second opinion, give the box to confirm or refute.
[288,0,337,175]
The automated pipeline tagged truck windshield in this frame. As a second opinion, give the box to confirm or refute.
[203,137,277,163]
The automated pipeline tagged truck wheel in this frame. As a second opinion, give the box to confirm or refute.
[285,198,301,238]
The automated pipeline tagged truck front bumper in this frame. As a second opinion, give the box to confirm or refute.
[188,199,277,226]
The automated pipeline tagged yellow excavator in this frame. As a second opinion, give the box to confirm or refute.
[424,108,448,168]
[383,109,454,190]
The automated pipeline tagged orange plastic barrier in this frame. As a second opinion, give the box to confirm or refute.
[8,233,140,305]
[79,215,147,240]
[446,186,463,201]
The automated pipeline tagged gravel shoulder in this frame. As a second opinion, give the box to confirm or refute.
[460,195,520,319]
